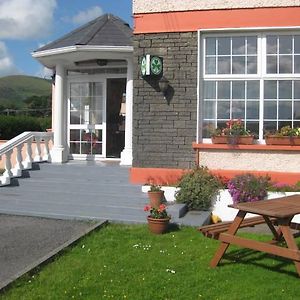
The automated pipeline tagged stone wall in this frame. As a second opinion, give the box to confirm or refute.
[133,0,300,13]
[133,32,198,169]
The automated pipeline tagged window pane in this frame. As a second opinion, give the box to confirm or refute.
[279,36,293,54]
[203,121,215,138]
[264,81,277,99]
[218,37,230,55]
[232,101,245,119]
[267,36,277,54]
[204,81,216,99]
[295,36,300,54]
[267,56,277,73]
[91,110,103,124]
[278,101,292,119]
[80,84,89,97]
[217,56,230,74]
[206,37,216,55]
[217,101,230,119]
[247,56,257,74]
[246,122,259,136]
[232,81,245,99]
[232,56,245,74]
[203,101,215,119]
[294,101,300,119]
[264,121,277,133]
[232,37,245,54]
[278,121,292,129]
[70,111,81,124]
[247,37,257,55]
[264,101,277,119]
[217,81,230,99]
[70,129,80,142]
[217,121,227,130]
[205,57,216,74]
[247,81,259,99]
[247,101,259,119]
[279,55,292,73]
[93,83,103,96]
[70,84,80,97]
[295,55,300,73]
[294,81,300,99]
[279,81,292,99]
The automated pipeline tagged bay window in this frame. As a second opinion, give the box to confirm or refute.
[201,32,300,141]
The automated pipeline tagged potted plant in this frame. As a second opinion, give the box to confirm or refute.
[147,184,164,208]
[227,173,270,205]
[144,204,171,234]
[210,119,254,145]
[265,126,300,145]
[175,166,222,211]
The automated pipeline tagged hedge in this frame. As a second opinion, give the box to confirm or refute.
[0,115,51,140]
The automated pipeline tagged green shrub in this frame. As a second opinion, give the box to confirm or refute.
[0,115,51,140]
[175,166,222,210]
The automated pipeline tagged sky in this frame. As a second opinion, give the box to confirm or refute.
[0,0,132,78]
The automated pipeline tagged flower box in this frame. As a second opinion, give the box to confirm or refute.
[265,136,300,146]
[293,137,300,145]
[212,135,254,145]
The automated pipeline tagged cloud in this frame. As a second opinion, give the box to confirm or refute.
[0,42,19,76]
[0,0,57,40]
[71,6,103,25]
[36,66,53,79]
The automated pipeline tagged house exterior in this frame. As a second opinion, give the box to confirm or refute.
[32,14,133,165]
[131,0,300,185]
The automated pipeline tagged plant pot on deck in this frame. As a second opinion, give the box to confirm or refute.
[147,216,170,234]
[147,191,164,208]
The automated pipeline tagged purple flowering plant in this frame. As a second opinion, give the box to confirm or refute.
[228,173,270,205]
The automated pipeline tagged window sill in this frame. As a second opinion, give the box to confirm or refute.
[192,142,300,152]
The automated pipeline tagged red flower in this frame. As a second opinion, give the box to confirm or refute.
[144,205,151,212]
[159,204,166,210]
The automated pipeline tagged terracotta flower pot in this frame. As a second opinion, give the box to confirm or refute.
[212,135,254,145]
[147,216,170,234]
[147,191,164,208]
[265,136,292,145]
[211,136,228,144]
[292,137,300,145]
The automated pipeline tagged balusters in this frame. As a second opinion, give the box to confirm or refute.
[1,150,13,185]
[0,132,53,186]
[43,136,51,161]
[34,136,42,162]
[23,138,33,169]
[12,144,24,177]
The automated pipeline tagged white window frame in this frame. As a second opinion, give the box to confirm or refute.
[197,27,300,144]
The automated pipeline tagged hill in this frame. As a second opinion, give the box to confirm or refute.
[0,75,51,108]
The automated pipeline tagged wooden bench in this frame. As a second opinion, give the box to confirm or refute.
[198,216,276,240]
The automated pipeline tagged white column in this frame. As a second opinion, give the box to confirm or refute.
[51,64,67,163]
[120,57,133,165]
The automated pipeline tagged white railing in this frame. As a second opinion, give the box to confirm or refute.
[0,131,53,186]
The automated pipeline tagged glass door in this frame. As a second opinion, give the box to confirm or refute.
[68,81,106,158]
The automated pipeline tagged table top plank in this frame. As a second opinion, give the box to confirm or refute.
[228,195,300,218]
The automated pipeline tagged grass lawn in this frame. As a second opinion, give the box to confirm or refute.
[1,224,300,300]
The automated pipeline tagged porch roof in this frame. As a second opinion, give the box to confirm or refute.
[35,14,132,52]
[32,14,133,69]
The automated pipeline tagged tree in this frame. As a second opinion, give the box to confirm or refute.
[23,95,51,117]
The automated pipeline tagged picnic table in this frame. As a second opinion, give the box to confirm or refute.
[199,195,300,276]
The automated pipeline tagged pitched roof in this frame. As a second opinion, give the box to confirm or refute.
[35,14,132,52]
